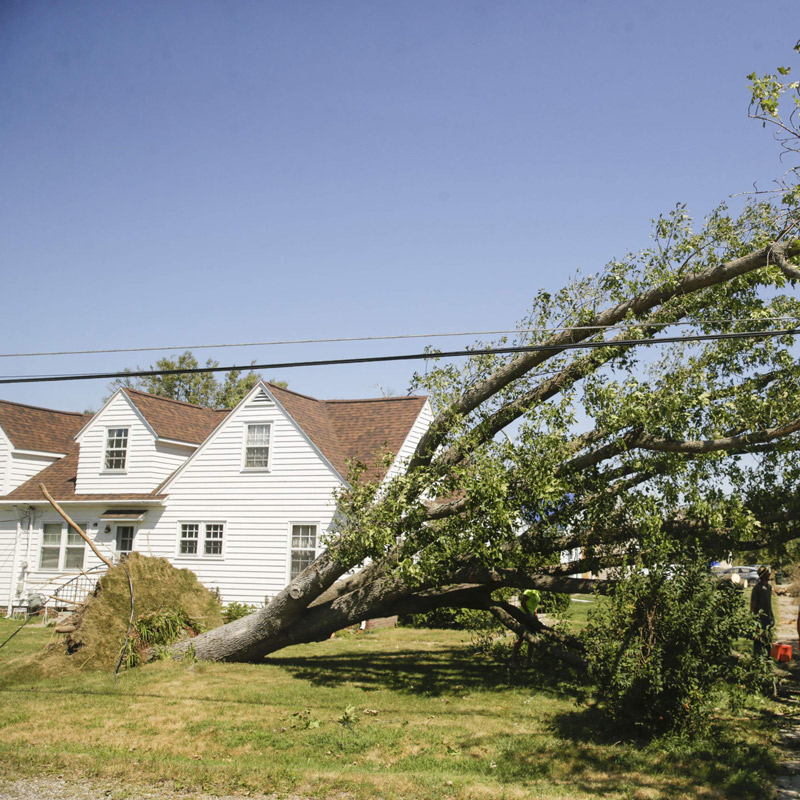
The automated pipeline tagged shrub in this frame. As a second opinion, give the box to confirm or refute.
[582,555,760,734]
[222,601,257,623]
[539,591,571,615]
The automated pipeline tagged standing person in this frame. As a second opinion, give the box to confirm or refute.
[796,595,800,659]
[751,566,775,658]
[512,588,541,665]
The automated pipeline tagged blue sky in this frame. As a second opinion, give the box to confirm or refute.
[0,1,797,411]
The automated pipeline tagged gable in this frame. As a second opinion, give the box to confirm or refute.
[74,392,192,494]
[159,384,344,492]
[267,384,429,482]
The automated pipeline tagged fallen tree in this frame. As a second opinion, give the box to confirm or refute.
[169,51,800,664]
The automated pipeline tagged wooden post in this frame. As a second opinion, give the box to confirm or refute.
[38,483,114,569]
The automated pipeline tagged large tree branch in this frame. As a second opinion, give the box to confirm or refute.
[484,601,587,670]
[632,418,800,454]
[409,239,800,472]
[768,242,800,279]
[557,418,800,479]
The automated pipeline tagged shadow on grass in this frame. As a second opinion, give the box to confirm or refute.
[267,642,583,698]
[543,704,778,800]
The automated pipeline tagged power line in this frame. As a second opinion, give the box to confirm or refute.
[0,327,797,386]
[0,316,798,359]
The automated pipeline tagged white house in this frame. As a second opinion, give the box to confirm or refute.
[0,382,432,613]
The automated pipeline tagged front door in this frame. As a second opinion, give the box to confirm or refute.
[115,525,135,557]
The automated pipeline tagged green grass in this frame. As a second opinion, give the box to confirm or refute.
[561,594,598,631]
[0,616,783,800]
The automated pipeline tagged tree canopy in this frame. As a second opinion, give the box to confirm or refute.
[106,351,286,408]
[169,50,800,665]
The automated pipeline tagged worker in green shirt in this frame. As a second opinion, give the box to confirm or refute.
[512,588,541,665]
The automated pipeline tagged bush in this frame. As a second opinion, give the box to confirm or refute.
[222,601,257,623]
[539,591,571,615]
[399,607,496,630]
[582,556,760,735]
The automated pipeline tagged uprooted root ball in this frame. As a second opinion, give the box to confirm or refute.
[49,553,223,672]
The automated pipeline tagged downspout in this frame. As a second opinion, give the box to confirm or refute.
[23,507,32,568]
[6,506,28,617]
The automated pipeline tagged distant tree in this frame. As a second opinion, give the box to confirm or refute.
[105,351,287,408]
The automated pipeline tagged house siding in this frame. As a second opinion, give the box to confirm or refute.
[13,507,119,608]
[2,385,431,611]
[384,400,433,482]
[0,518,18,609]
[9,453,61,494]
[75,393,191,494]
[144,387,344,604]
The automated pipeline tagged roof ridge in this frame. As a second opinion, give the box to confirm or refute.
[264,382,324,403]
[122,387,222,413]
[0,399,89,418]
[324,395,425,405]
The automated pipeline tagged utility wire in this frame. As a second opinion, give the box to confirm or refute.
[0,327,797,386]
[0,316,798,359]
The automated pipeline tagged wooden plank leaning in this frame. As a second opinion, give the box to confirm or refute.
[38,483,114,569]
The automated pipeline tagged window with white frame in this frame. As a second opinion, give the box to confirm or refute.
[116,525,135,556]
[290,524,317,580]
[104,427,129,470]
[204,523,224,556]
[39,523,86,571]
[179,523,199,555]
[178,522,224,557]
[243,423,271,469]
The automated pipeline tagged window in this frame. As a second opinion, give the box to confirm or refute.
[243,423,271,469]
[105,428,129,470]
[116,525,135,556]
[40,523,62,570]
[39,523,86,571]
[64,529,86,568]
[204,524,224,556]
[290,524,317,580]
[178,522,224,557]
[180,523,199,555]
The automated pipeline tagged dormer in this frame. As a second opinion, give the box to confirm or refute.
[74,389,227,494]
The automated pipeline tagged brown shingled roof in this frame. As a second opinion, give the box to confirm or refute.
[2,450,165,503]
[267,384,428,482]
[123,388,228,444]
[0,400,91,454]
[0,384,428,502]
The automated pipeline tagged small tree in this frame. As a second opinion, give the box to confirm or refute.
[583,554,759,734]
[106,351,287,408]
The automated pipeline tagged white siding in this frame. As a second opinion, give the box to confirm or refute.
[9,453,61,493]
[75,393,191,494]
[0,518,18,608]
[384,399,434,482]
[0,428,11,496]
[0,423,65,494]
[3,387,433,611]
[148,387,344,605]
[18,507,124,606]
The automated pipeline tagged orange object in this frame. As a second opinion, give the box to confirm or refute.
[771,643,792,662]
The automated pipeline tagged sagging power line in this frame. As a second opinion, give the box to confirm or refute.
[0,315,797,360]
[0,326,797,386]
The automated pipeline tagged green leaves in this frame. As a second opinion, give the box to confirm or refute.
[583,556,760,734]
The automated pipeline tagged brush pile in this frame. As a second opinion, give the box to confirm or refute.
[53,553,223,671]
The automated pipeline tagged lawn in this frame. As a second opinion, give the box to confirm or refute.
[0,613,782,800]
